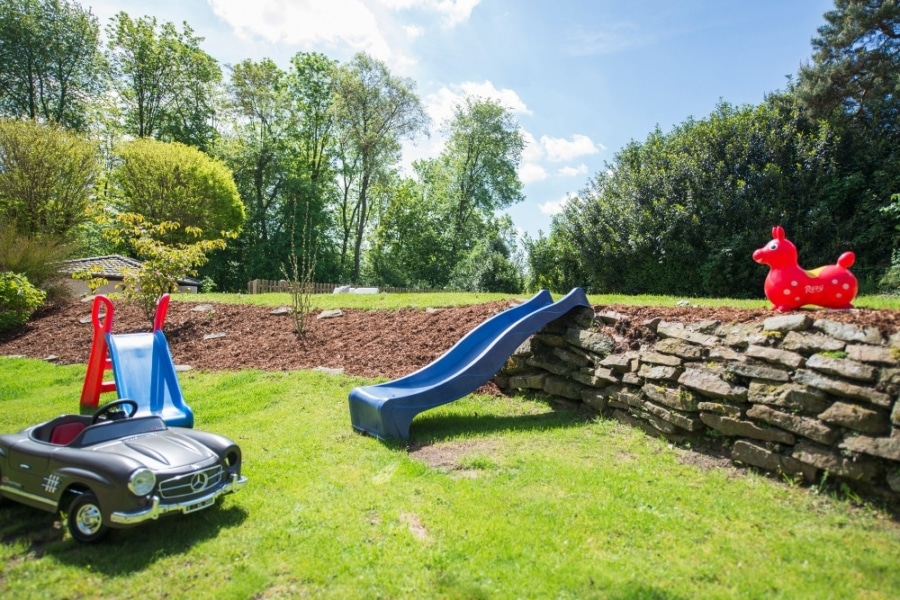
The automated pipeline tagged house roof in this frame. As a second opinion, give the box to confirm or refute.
[61,255,201,285]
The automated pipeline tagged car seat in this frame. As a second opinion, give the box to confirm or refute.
[50,421,86,445]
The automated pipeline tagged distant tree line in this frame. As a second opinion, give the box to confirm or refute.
[0,0,525,296]
[527,0,900,297]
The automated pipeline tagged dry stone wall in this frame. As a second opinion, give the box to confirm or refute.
[495,306,900,501]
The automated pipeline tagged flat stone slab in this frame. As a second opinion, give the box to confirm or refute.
[813,319,883,344]
[763,314,812,333]
[678,367,748,401]
[841,435,900,461]
[314,366,344,375]
[333,286,379,294]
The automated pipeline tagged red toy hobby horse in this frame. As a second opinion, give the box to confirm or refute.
[752,226,858,312]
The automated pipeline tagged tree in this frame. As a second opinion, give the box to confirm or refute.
[287,52,337,206]
[366,176,454,287]
[282,52,339,279]
[0,0,105,131]
[331,52,428,282]
[213,57,291,285]
[105,12,221,149]
[797,0,900,125]
[108,138,244,245]
[0,118,98,236]
[208,54,341,290]
[549,100,845,297]
[447,216,524,293]
[522,229,586,294]
[159,42,223,151]
[367,97,524,290]
[439,96,525,258]
[795,0,900,287]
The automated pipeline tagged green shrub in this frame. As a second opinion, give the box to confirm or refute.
[0,221,78,298]
[99,213,226,320]
[0,119,99,236]
[879,249,900,294]
[108,138,244,244]
[0,272,46,331]
[199,275,217,293]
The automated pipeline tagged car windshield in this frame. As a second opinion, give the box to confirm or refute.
[78,416,168,447]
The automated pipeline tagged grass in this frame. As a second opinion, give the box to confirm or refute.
[1,356,898,599]
[186,290,900,311]
[187,291,520,311]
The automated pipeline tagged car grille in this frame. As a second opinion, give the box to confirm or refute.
[158,465,224,499]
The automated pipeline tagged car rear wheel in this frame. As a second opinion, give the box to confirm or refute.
[67,493,109,543]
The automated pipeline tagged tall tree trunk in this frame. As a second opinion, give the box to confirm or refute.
[352,171,370,283]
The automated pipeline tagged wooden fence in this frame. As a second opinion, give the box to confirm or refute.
[246,279,442,295]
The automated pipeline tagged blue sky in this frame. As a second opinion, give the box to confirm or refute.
[85,0,835,238]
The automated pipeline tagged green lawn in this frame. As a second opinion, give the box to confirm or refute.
[1,356,898,599]
[187,290,900,311]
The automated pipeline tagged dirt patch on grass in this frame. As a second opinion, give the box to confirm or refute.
[408,437,505,477]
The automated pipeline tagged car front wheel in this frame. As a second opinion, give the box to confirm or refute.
[67,493,109,543]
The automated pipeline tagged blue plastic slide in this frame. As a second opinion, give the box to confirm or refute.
[105,329,195,428]
[348,287,591,440]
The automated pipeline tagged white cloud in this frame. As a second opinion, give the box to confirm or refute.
[541,134,599,162]
[558,163,588,177]
[423,80,530,128]
[377,0,481,26]
[377,0,419,7]
[413,83,598,189]
[459,81,531,114]
[422,87,462,127]
[433,0,481,26]
[539,193,575,216]
[521,131,543,163]
[518,162,548,184]
[208,0,393,59]
[206,0,479,65]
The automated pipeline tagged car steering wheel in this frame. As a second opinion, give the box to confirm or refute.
[91,399,139,425]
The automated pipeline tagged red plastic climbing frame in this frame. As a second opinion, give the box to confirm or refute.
[79,294,171,408]
[152,293,170,333]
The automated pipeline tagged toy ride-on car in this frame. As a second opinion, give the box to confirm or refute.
[0,400,247,543]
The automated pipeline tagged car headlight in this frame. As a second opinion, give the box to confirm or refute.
[128,468,157,496]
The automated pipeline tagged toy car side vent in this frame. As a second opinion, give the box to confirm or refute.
[50,422,86,445]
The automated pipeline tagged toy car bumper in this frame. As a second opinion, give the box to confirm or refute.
[110,472,247,526]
